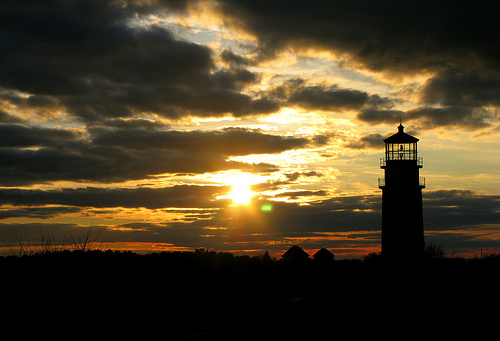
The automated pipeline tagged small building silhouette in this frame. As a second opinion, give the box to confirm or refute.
[312,248,335,263]
[282,245,310,263]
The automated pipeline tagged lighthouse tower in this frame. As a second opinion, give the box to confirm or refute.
[379,124,425,259]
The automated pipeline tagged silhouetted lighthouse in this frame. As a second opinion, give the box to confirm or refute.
[379,124,425,259]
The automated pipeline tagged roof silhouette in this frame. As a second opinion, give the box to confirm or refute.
[282,245,310,262]
[313,248,335,262]
[384,124,419,143]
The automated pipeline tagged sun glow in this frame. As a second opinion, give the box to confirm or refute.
[217,172,259,205]
[229,183,254,205]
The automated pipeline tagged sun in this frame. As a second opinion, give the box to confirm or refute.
[218,172,259,205]
[229,183,254,205]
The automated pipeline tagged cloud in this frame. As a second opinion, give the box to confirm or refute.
[0,145,278,187]
[0,109,24,123]
[13,186,493,235]
[274,190,328,199]
[99,118,168,130]
[0,1,497,258]
[345,133,386,150]
[0,122,325,186]
[220,49,252,66]
[213,68,260,90]
[288,85,370,111]
[1,188,498,257]
[156,190,500,255]
[357,109,404,125]
[406,106,492,130]
[210,0,500,131]
[208,195,383,234]
[91,126,313,155]
[251,171,325,192]
[0,206,82,220]
[0,124,79,148]
[0,1,279,120]
[424,189,475,199]
[3,1,497,130]
[357,106,492,130]
[423,190,500,231]
[0,185,230,209]
[0,222,82,244]
[268,79,394,112]
[419,70,500,108]
[214,0,499,75]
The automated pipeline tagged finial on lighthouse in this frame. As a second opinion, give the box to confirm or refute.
[398,115,404,132]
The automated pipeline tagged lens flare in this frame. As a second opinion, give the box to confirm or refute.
[261,203,273,212]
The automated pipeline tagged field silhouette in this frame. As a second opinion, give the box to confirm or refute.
[2,247,498,339]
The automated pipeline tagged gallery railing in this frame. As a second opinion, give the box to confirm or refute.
[380,157,423,168]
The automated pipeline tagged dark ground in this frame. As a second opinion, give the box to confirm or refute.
[1,250,498,339]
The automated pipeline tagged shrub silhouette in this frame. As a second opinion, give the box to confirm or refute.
[1,245,498,338]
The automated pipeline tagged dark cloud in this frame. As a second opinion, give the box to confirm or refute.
[0,0,279,120]
[252,171,324,192]
[220,49,251,66]
[0,143,280,187]
[215,189,499,239]
[357,108,404,125]
[0,1,497,258]
[215,0,499,75]
[0,1,169,96]
[0,188,498,256]
[420,70,500,108]
[284,171,324,181]
[153,190,500,254]
[0,185,230,209]
[0,123,320,186]
[155,0,194,13]
[406,106,491,130]
[357,106,492,130]
[234,196,380,233]
[211,0,500,129]
[345,133,386,150]
[0,222,82,244]
[4,0,496,129]
[0,91,60,110]
[213,68,260,90]
[0,206,81,220]
[152,194,384,254]
[288,85,369,111]
[424,189,475,199]
[268,79,394,112]
[0,109,24,123]
[1,0,498,128]
[99,118,168,130]
[274,190,328,199]
[91,126,313,155]
[423,190,500,231]
[0,124,79,148]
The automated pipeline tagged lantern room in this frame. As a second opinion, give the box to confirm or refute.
[381,124,422,168]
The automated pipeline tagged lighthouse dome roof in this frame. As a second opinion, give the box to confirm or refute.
[384,124,419,143]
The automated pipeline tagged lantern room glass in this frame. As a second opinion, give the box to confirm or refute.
[385,142,418,161]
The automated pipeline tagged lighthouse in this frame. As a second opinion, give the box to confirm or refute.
[379,124,425,259]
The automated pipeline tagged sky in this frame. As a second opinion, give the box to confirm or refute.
[0,0,499,258]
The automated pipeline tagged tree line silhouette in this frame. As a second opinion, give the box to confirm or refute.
[2,245,498,339]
